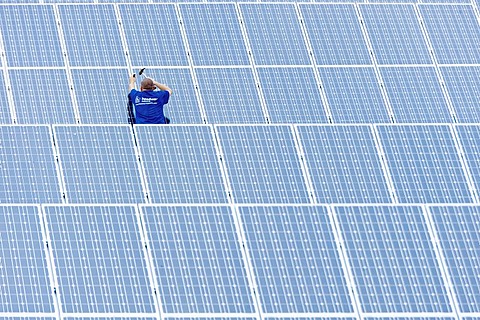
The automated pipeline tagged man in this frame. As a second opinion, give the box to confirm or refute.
[128,74,173,124]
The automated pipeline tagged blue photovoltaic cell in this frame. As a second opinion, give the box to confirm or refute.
[10,69,75,124]
[0,5,63,67]
[364,318,455,320]
[72,68,130,124]
[300,4,371,65]
[455,125,480,196]
[0,73,11,123]
[53,125,145,203]
[216,125,310,203]
[377,125,472,203]
[361,5,431,65]
[258,67,327,123]
[141,205,254,313]
[240,205,353,313]
[0,206,54,312]
[133,68,203,124]
[319,67,390,123]
[297,125,391,203]
[429,205,480,313]
[120,4,188,67]
[60,5,125,66]
[196,68,264,123]
[44,205,155,313]
[135,125,228,203]
[420,5,480,64]
[367,0,416,3]
[380,67,452,123]
[441,66,480,123]
[181,4,250,66]
[335,205,451,313]
[241,4,310,65]
[64,318,157,320]
[0,126,61,203]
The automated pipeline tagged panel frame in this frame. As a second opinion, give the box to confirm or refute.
[0,204,59,315]
[41,204,159,317]
[0,27,14,123]
[332,203,457,315]
[52,124,149,204]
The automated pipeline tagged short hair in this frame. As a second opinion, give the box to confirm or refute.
[141,78,155,91]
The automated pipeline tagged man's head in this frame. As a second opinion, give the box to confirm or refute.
[140,78,156,91]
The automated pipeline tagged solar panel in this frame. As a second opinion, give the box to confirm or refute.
[377,125,473,203]
[0,205,55,313]
[367,0,415,3]
[0,72,11,124]
[300,4,371,65]
[380,67,452,123]
[428,205,480,313]
[360,4,432,65]
[454,125,480,198]
[319,67,390,123]
[44,205,156,314]
[59,5,125,67]
[297,125,392,203]
[335,205,452,313]
[240,4,310,65]
[9,69,76,124]
[53,125,145,203]
[181,4,250,66]
[257,67,327,123]
[140,205,255,313]
[71,68,129,124]
[0,5,63,67]
[131,68,203,124]
[0,125,62,203]
[419,5,480,64]
[441,66,480,123]
[196,68,265,123]
[239,205,353,313]
[135,125,228,203]
[216,125,310,203]
[120,4,188,67]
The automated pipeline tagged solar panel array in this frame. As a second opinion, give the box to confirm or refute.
[0,3,479,124]
[1,0,480,319]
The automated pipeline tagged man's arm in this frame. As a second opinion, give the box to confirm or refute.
[128,74,136,92]
[152,80,173,96]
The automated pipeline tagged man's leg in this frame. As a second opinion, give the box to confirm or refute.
[165,117,171,124]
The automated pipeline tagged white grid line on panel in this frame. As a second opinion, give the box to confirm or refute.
[414,4,458,123]
[128,125,151,203]
[0,28,15,123]
[114,4,133,74]
[292,125,317,204]
[326,205,362,319]
[0,313,59,318]
[422,205,461,319]
[208,125,235,204]
[137,204,165,319]
[133,204,162,319]
[212,124,236,203]
[40,204,65,319]
[36,204,61,319]
[295,3,334,123]
[48,125,67,204]
[234,3,270,123]
[377,64,436,68]
[370,124,398,203]
[53,4,81,124]
[231,206,264,319]
[174,4,208,124]
[355,4,396,123]
[51,125,70,203]
[450,125,479,203]
[471,0,480,26]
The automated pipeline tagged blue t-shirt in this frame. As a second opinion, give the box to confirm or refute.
[128,89,170,124]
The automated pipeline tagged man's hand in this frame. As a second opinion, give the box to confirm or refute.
[152,80,173,96]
